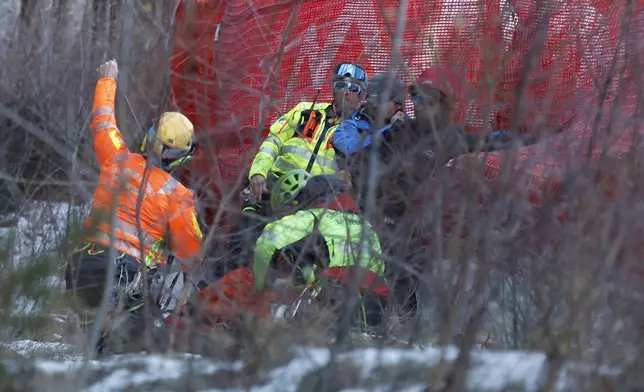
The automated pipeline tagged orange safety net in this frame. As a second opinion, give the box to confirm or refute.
[169,0,644,202]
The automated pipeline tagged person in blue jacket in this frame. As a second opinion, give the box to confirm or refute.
[330,73,409,212]
[331,73,409,156]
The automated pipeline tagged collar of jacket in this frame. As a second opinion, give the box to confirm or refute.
[312,192,360,214]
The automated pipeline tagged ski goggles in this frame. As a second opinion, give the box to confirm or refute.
[333,63,368,84]
[333,80,363,95]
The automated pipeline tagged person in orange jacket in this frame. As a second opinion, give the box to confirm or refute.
[65,59,203,319]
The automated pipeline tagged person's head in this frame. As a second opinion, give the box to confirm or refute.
[331,62,368,117]
[141,112,197,172]
[409,67,458,129]
[270,169,347,212]
[365,74,405,123]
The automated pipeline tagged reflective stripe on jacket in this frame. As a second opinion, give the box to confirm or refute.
[248,102,340,180]
[85,78,202,268]
[252,207,384,290]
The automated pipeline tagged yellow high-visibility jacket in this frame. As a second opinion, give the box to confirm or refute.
[248,102,341,180]
[253,208,385,290]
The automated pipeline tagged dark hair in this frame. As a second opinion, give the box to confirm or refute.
[366,74,405,105]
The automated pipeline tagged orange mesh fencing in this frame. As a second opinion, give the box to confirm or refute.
[169,0,644,209]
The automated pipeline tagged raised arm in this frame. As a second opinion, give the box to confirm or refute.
[91,60,128,166]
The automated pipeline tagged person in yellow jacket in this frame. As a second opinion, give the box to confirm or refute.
[256,170,389,327]
[223,63,368,273]
[247,62,368,205]
[203,169,389,327]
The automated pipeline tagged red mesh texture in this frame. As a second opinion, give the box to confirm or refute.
[170,0,644,204]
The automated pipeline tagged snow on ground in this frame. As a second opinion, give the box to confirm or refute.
[6,201,87,263]
[0,201,86,262]
[1,339,77,359]
[0,201,87,315]
[0,340,621,392]
[0,202,623,390]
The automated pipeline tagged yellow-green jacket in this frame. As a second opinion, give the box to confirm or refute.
[248,102,341,180]
[253,208,385,290]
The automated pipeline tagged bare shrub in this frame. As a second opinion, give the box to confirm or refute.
[2,0,644,390]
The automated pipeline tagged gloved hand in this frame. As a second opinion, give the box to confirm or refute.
[390,110,408,125]
[357,106,375,126]
[97,59,118,79]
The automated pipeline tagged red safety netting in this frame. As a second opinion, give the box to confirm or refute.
[169,0,644,208]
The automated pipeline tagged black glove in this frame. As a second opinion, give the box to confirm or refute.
[390,110,409,125]
[356,106,375,126]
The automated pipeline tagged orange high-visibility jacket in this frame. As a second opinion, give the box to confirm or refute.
[84,77,202,268]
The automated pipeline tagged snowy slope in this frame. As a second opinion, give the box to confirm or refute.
[0,205,622,391]
[0,340,620,392]
[0,201,88,263]
[0,201,88,316]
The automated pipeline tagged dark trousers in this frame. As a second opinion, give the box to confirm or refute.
[65,244,141,312]
[319,279,388,328]
[224,174,279,276]
[361,293,388,327]
[223,211,268,275]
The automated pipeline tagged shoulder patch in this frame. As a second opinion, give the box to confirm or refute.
[109,130,124,149]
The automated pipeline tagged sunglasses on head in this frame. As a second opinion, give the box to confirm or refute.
[333,80,363,95]
[333,63,368,83]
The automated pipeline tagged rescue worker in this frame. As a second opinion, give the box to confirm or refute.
[225,63,369,273]
[200,169,389,328]
[330,73,409,212]
[331,73,408,156]
[65,59,203,323]
[381,67,544,321]
[408,66,539,165]
[246,62,369,205]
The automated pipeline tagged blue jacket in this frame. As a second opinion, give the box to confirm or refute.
[332,110,525,156]
[331,109,395,155]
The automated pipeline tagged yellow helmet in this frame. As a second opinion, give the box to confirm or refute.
[141,112,197,171]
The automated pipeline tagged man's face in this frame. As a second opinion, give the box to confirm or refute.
[366,97,399,122]
[332,78,364,117]
[411,86,451,129]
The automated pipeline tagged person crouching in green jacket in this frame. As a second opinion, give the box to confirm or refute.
[253,169,390,327]
[199,169,389,328]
